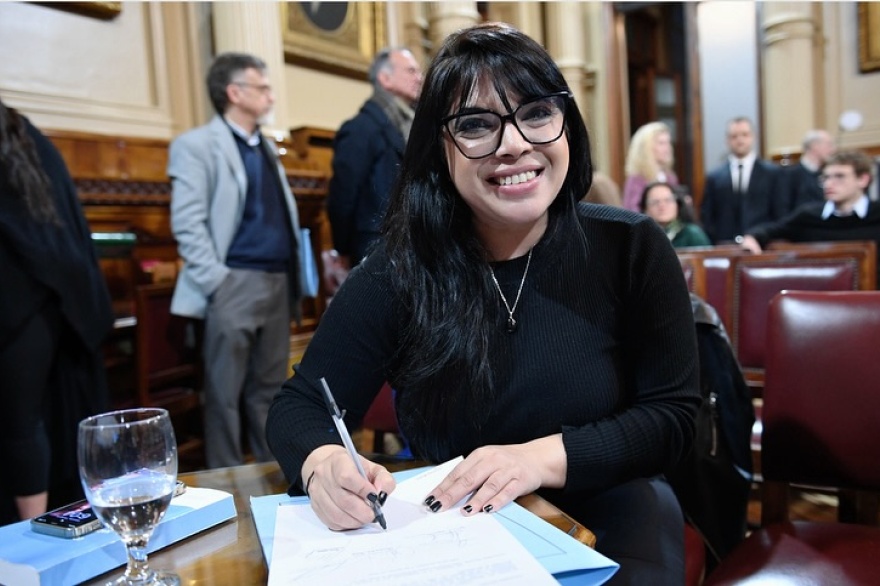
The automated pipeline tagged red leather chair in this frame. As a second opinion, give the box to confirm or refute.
[358,382,400,453]
[684,522,706,586]
[705,290,880,585]
[134,282,205,468]
[727,253,864,392]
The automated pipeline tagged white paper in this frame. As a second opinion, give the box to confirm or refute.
[267,457,558,586]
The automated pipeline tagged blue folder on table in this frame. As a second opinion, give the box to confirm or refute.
[250,467,618,585]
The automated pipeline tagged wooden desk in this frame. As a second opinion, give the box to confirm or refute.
[86,460,595,585]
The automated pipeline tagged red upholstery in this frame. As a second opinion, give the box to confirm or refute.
[359,382,399,453]
[705,291,880,585]
[362,382,398,433]
[730,258,857,370]
[761,292,880,489]
[707,522,880,585]
[684,522,706,586]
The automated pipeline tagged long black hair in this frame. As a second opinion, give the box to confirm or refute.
[0,98,59,224]
[382,23,593,457]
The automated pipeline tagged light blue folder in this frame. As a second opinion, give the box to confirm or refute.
[250,467,618,585]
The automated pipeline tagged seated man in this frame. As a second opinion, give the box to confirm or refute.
[739,150,880,286]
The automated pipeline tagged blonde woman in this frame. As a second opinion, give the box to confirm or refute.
[623,121,678,211]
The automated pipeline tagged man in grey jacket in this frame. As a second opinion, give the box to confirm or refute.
[168,52,303,468]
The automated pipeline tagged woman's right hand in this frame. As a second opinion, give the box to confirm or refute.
[301,444,396,530]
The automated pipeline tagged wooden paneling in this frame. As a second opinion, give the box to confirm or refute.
[45,129,334,330]
[45,130,169,181]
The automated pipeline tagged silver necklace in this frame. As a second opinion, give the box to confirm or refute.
[488,248,532,333]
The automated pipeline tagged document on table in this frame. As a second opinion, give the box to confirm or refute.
[267,458,558,586]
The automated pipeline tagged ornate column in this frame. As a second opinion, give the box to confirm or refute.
[544,3,606,173]
[393,2,430,66]
[483,2,544,44]
[212,2,290,138]
[761,2,824,157]
[426,2,480,53]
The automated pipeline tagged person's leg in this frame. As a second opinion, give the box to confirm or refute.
[559,477,685,585]
[0,305,59,520]
[202,269,257,468]
[241,272,290,463]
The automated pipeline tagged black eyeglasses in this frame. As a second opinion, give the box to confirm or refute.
[441,91,571,159]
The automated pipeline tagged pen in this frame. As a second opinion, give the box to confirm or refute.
[319,376,387,530]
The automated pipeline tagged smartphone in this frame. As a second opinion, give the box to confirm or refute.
[30,481,187,539]
[30,499,101,538]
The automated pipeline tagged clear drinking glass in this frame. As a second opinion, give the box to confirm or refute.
[78,408,180,586]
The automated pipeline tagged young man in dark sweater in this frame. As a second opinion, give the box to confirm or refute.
[739,151,880,275]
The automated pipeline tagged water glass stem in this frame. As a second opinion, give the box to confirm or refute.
[123,538,153,584]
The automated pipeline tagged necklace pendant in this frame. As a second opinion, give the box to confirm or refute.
[507,316,517,333]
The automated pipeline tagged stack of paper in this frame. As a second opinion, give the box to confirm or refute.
[251,458,618,585]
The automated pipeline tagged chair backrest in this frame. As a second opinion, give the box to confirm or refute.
[761,290,880,521]
[726,243,876,391]
[134,282,202,414]
[677,246,750,325]
[358,382,399,453]
[677,254,707,300]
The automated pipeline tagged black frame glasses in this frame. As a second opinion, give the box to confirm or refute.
[441,91,571,159]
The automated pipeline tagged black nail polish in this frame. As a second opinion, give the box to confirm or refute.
[378,491,388,505]
[463,505,473,513]
[367,492,378,504]
[430,500,442,513]
[423,495,435,507]
[483,504,493,513]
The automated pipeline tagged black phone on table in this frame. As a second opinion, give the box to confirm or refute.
[30,481,186,538]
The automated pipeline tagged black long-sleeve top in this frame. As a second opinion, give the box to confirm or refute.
[267,203,700,500]
[747,199,880,286]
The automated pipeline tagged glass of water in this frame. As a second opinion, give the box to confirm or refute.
[78,408,180,585]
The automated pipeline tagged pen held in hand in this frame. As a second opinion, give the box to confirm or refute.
[319,376,387,530]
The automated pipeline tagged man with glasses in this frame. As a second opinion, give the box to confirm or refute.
[168,52,305,467]
[326,48,422,274]
[738,150,880,285]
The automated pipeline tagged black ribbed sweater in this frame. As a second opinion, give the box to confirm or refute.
[266,204,700,501]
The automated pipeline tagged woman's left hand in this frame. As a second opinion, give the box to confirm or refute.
[423,434,566,515]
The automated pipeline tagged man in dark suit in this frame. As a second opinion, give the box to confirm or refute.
[326,47,422,270]
[700,117,785,243]
[781,129,835,212]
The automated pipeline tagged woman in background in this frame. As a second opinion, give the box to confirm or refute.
[622,121,678,211]
[267,23,699,584]
[640,182,711,248]
[0,98,113,524]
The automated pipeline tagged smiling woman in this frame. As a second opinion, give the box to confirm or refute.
[267,22,700,585]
